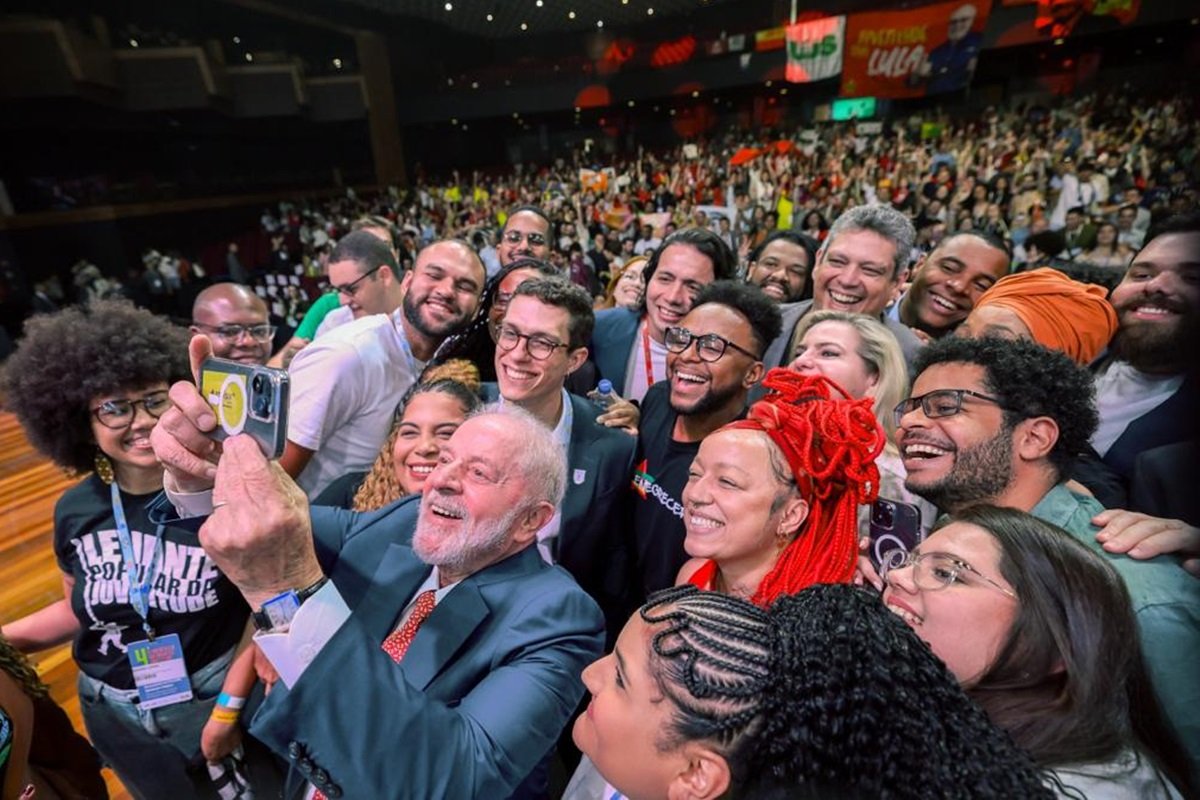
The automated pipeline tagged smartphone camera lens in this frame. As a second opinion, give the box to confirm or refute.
[872,502,895,530]
[251,374,272,418]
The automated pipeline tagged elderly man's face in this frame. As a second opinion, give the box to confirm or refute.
[947,5,977,41]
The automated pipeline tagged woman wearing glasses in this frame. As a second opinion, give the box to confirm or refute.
[881,505,1192,798]
[1,300,270,798]
[566,583,1054,800]
[675,368,886,606]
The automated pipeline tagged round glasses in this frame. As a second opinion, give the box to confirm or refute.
[495,325,569,360]
[664,326,760,362]
[92,391,171,429]
[881,550,1015,598]
[892,389,1006,428]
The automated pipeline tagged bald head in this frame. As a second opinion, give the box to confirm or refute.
[191,283,273,365]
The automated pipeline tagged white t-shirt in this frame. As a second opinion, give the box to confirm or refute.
[1091,361,1183,457]
[288,311,425,497]
[622,321,669,403]
[312,305,355,340]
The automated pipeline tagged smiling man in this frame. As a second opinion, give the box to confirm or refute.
[190,282,274,365]
[897,334,1200,776]
[630,281,781,598]
[761,204,924,374]
[745,231,818,304]
[891,231,1011,339]
[311,230,408,340]
[590,227,736,403]
[282,238,484,497]
[482,277,637,632]
[497,205,553,267]
[1090,213,1200,496]
[150,389,604,800]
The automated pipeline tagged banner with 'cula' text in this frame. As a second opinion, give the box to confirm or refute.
[841,0,992,99]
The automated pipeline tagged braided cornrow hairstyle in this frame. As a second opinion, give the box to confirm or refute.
[0,632,48,699]
[350,376,481,511]
[725,369,884,605]
[742,585,1054,799]
[640,586,771,755]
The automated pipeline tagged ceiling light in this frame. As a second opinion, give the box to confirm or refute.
[568,10,576,19]
[536,0,544,6]
[486,13,494,21]
[521,21,528,30]
[471,81,479,88]
[447,78,454,86]
[691,90,699,98]
[129,38,139,47]
[462,124,468,130]
[233,36,241,44]
[513,112,520,118]
[245,52,253,62]
[780,88,788,95]
[597,19,604,27]
[451,118,458,124]
[765,80,772,87]
[628,100,635,106]
[444,2,453,10]
[669,109,676,116]
[333,58,343,69]
[647,7,655,15]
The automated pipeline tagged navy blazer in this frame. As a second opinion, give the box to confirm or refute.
[589,307,641,393]
[250,497,605,800]
[480,385,638,628]
[1102,371,1199,486]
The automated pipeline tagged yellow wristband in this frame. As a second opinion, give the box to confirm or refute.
[210,706,240,724]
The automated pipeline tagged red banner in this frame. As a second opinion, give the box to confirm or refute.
[841,0,992,99]
[1035,0,1140,38]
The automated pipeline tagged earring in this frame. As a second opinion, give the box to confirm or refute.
[93,451,115,485]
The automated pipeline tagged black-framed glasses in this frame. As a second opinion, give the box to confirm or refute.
[881,550,1016,598]
[192,322,276,342]
[502,230,547,247]
[892,389,1006,428]
[495,325,569,360]
[92,391,171,429]
[664,326,760,362]
[332,264,385,296]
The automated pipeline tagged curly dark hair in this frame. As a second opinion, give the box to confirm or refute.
[512,277,595,349]
[911,336,1098,479]
[641,226,737,287]
[0,299,191,473]
[638,584,1053,799]
[691,280,783,356]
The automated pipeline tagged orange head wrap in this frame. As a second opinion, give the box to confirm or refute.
[723,369,885,606]
[973,268,1117,365]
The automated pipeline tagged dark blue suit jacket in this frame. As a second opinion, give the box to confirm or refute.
[589,307,641,393]
[249,497,605,799]
[480,385,638,631]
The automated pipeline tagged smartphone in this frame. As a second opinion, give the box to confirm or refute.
[198,357,289,459]
[868,498,925,570]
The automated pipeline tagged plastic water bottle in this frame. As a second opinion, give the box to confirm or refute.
[588,379,619,411]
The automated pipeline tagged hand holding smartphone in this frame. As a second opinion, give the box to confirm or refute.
[198,358,289,459]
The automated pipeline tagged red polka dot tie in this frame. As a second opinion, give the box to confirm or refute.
[312,589,437,800]
[381,589,437,663]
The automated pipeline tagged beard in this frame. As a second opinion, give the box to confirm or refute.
[670,378,745,418]
[905,426,1015,513]
[1111,299,1200,373]
[412,496,526,575]
[403,291,467,339]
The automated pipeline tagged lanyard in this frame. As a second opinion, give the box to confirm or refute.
[641,322,656,387]
[111,481,166,640]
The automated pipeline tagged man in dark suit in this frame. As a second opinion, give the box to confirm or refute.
[484,277,637,631]
[1088,212,1200,506]
[151,339,605,799]
[760,204,924,383]
[590,227,736,403]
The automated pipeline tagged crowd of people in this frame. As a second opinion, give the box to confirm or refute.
[0,86,1198,800]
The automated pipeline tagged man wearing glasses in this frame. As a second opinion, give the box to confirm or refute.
[190,282,275,365]
[482,277,636,634]
[892,335,1199,770]
[630,281,781,598]
[497,205,552,267]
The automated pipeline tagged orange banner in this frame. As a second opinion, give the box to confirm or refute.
[841,0,992,98]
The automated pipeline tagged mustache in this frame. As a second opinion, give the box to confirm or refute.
[1114,291,1188,315]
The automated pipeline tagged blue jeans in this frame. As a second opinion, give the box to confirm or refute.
[77,647,233,800]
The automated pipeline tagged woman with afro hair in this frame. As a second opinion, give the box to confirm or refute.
[0,299,275,798]
[567,582,1056,800]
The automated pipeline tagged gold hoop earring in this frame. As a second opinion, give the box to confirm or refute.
[93,451,115,485]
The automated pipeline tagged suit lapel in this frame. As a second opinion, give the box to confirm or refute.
[354,543,431,645]
[562,397,601,563]
[400,579,489,691]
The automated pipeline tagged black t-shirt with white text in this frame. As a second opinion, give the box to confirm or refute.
[54,474,247,689]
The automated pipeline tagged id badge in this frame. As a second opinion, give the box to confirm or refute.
[127,633,194,710]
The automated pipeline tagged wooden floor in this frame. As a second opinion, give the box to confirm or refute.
[0,411,131,800]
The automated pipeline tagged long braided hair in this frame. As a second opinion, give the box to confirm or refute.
[723,368,884,605]
[637,584,1055,799]
[0,632,48,699]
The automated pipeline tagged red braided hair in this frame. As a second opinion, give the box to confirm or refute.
[723,368,885,606]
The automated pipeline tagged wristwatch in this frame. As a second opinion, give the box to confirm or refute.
[252,576,329,633]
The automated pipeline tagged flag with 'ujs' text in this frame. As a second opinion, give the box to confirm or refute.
[786,16,846,83]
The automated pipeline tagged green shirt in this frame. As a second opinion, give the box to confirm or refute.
[294,292,342,340]
[1032,484,1200,779]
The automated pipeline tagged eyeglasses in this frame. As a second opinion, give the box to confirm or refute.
[882,550,1015,597]
[502,230,547,247]
[92,391,171,429]
[664,326,760,362]
[192,322,276,342]
[332,264,385,297]
[892,389,1006,428]
[496,325,569,360]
